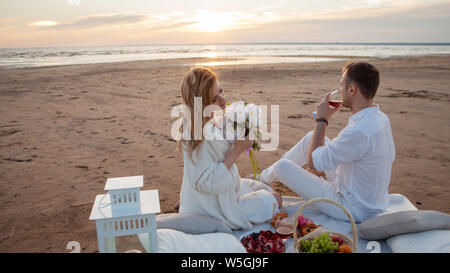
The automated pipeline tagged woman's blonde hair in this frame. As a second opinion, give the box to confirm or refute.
[178,66,218,159]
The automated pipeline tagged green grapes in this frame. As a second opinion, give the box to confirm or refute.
[299,233,339,253]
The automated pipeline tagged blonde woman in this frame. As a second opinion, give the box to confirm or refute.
[177,66,282,230]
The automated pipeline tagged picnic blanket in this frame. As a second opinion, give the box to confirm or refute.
[232,193,418,253]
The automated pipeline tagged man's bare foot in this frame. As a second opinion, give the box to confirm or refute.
[307,168,326,178]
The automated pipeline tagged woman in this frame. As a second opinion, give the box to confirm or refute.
[177,66,282,230]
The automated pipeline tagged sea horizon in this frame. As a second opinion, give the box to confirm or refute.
[2,42,450,68]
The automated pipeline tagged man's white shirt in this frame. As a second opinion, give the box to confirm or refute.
[312,105,396,218]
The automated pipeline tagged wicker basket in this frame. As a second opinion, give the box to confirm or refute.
[292,198,358,253]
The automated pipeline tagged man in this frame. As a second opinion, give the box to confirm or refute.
[260,62,395,222]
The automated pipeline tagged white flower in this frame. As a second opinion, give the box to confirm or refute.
[223,101,263,141]
[227,101,246,124]
[245,103,262,129]
[223,118,245,141]
[224,122,234,140]
[224,102,245,140]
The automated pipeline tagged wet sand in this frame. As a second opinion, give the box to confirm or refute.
[0,55,449,252]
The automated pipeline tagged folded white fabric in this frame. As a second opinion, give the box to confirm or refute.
[238,189,279,225]
[387,230,450,253]
[138,229,247,253]
[156,213,232,234]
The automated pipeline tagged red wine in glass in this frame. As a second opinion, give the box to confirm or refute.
[328,90,342,108]
[329,100,342,107]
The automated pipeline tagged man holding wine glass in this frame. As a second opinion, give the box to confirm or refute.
[259,62,396,222]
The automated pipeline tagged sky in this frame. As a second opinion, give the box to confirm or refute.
[0,0,449,48]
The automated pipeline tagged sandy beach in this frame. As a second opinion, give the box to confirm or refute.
[0,55,449,252]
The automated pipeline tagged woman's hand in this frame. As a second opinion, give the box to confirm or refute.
[223,140,254,170]
[233,139,254,154]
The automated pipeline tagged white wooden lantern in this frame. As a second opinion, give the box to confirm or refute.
[89,175,160,253]
[105,175,143,209]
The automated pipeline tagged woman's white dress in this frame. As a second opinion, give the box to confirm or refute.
[179,122,279,230]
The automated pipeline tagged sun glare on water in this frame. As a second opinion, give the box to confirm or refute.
[205,52,218,58]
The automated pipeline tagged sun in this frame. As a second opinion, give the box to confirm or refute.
[29,21,59,27]
[193,12,234,32]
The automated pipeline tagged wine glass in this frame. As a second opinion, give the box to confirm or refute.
[274,218,290,252]
[312,89,342,119]
[328,89,342,108]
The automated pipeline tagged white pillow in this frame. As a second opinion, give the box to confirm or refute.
[138,229,247,253]
[357,210,450,240]
[156,213,232,234]
[387,230,450,253]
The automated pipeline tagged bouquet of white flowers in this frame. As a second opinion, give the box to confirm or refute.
[222,101,263,181]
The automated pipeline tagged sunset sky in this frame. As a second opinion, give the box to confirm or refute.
[1,0,449,48]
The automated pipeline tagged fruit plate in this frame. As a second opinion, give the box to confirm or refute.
[239,230,287,253]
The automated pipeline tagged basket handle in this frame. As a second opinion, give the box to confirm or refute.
[292,198,358,253]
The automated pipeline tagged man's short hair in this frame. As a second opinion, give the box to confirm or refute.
[342,62,380,100]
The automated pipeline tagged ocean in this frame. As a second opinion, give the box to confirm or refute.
[1,43,450,68]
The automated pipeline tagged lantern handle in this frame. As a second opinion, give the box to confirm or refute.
[98,192,111,208]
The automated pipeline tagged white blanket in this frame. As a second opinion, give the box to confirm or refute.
[232,193,418,253]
